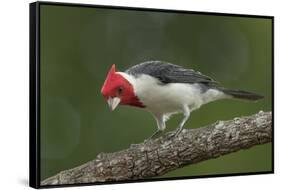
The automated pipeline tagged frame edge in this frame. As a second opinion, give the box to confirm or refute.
[29,1,40,189]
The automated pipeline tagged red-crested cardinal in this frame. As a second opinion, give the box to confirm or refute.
[101,61,263,139]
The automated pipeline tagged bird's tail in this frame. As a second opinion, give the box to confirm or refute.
[217,87,264,101]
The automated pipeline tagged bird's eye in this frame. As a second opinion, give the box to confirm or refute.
[117,87,123,95]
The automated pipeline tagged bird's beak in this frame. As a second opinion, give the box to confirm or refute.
[107,97,121,111]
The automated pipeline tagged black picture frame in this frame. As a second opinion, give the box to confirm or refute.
[29,1,274,189]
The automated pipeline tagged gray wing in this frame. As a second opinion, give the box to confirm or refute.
[126,61,218,85]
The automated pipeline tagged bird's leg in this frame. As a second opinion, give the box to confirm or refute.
[168,107,190,139]
[174,112,190,136]
[145,115,166,142]
[147,129,163,140]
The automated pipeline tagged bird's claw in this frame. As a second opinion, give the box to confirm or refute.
[165,129,185,140]
[143,138,152,144]
[143,139,156,146]
[166,131,177,140]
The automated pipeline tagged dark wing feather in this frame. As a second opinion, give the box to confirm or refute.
[125,61,217,85]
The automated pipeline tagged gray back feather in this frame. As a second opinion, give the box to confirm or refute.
[126,61,217,85]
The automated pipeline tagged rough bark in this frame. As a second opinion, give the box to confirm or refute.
[41,111,272,186]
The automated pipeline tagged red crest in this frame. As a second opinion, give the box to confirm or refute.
[101,64,118,96]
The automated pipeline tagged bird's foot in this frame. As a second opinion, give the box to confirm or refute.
[166,128,186,140]
[143,136,165,145]
[143,138,157,146]
[165,132,177,140]
[131,137,155,148]
[143,138,152,144]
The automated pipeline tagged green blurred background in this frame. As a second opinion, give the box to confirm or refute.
[40,4,272,181]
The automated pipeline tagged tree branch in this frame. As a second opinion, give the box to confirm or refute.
[41,111,272,185]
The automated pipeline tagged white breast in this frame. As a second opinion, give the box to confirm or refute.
[118,72,225,116]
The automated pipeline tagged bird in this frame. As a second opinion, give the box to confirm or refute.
[101,60,263,140]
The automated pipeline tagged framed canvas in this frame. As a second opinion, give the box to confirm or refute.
[29,1,274,189]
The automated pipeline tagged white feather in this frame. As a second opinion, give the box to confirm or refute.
[119,72,225,113]
[118,72,226,131]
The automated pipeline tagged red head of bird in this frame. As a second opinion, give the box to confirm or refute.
[101,64,145,110]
